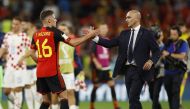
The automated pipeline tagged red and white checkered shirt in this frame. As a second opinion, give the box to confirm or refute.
[2,32,31,70]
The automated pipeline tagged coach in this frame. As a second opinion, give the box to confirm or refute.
[93,10,160,109]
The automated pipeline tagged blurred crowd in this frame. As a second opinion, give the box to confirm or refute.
[1,0,190,35]
[1,0,190,75]
[0,0,190,89]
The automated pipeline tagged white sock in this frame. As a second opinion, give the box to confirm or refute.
[14,91,23,109]
[25,88,34,109]
[70,105,77,109]
[51,104,59,109]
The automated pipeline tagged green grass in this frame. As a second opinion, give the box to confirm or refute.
[80,101,190,109]
[1,101,190,109]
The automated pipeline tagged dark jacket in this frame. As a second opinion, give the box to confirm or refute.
[96,27,160,81]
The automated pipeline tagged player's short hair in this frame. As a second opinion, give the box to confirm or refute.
[40,10,54,21]
[13,16,22,22]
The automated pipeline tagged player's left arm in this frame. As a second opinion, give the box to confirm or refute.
[29,35,37,63]
[54,27,102,47]
[29,49,37,63]
[67,30,97,46]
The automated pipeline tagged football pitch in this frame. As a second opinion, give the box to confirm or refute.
[1,101,190,109]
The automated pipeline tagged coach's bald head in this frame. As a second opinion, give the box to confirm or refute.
[129,10,141,19]
[126,10,141,28]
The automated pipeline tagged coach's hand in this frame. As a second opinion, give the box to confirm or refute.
[143,59,153,70]
[87,28,99,38]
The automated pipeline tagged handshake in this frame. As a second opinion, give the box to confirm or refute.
[81,24,109,38]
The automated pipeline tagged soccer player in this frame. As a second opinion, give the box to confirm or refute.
[28,10,102,109]
[51,21,85,109]
[20,18,42,109]
[90,24,120,109]
[0,16,30,109]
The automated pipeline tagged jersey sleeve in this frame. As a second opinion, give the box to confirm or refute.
[49,27,71,43]
[30,35,36,50]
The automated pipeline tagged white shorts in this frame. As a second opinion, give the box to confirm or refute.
[24,68,37,85]
[61,73,75,90]
[3,69,26,88]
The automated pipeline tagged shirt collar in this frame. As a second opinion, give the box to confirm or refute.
[131,25,141,31]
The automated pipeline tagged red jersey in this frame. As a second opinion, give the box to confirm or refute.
[31,27,70,78]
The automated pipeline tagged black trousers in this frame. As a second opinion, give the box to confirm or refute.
[164,73,183,109]
[148,77,163,109]
[124,65,144,109]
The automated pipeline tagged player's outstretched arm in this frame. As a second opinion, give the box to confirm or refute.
[68,29,99,47]
[67,26,108,46]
